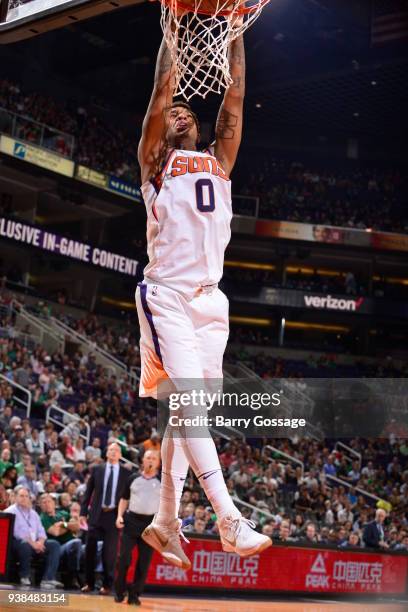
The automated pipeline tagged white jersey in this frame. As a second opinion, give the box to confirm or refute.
[141,147,232,298]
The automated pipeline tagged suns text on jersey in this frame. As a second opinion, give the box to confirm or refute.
[170,155,229,181]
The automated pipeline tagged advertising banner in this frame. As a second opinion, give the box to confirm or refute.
[0,216,138,277]
[0,514,13,579]
[371,232,408,252]
[76,165,142,203]
[76,165,108,189]
[108,175,142,202]
[127,539,408,596]
[231,287,408,319]
[0,134,74,177]
[254,219,408,254]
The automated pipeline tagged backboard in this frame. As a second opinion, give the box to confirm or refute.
[0,0,143,44]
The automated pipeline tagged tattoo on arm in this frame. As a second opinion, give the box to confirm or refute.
[229,36,245,93]
[216,108,239,140]
[155,41,173,84]
[213,35,244,172]
[231,39,243,65]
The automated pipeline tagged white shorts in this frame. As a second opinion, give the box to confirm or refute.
[135,279,229,399]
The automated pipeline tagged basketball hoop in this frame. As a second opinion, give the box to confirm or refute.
[157,0,270,100]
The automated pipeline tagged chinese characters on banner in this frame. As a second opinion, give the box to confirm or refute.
[126,538,408,595]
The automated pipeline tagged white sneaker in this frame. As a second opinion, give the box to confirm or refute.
[20,577,31,587]
[40,581,54,590]
[218,515,272,557]
[142,517,191,570]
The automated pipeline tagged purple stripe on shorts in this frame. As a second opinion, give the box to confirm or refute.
[139,283,163,363]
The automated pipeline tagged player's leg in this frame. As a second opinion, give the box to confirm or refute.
[140,285,239,523]
[192,288,272,556]
[136,281,195,568]
[136,282,192,519]
[182,287,241,520]
[137,282,270,561]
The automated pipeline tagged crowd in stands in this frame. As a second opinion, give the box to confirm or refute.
[235,156,408,234]
[223,267,368,296]
[1,78,407,234]
[0,79,139,183]
[226,333,408,379]
[1,289,407,586]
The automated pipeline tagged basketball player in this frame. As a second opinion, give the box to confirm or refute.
[136,22,271,569]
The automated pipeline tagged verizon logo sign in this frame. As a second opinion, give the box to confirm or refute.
[304,294,364,312]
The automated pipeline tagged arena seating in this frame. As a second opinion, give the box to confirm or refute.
[1,288,407,579]
[1,78,407,234]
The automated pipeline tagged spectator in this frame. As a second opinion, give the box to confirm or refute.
[394,535,408,551]
[184,517,207,534]
[340,532,360,548]
[337,499,354,524]
[72,438,86,462]
[17,464,40,500]
[2,466,18,488]
[25,429,45,462]
[0,447,13,476]
[68,461,86,484]
[7,486,62,589]
[275,519,297,543]
[70,501,88,536]
[40,494,82,589]
[85,438,102,462]
[363,508,389,549]
[0,406,13,433]
[323,455,337,477]
[261,521,274,538]
[347,461,361,484]
[301,521,319,544]
[0,482,8,510]
[59,493,73,512]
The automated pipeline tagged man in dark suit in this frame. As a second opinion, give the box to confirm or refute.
[363,508,389,549]
[80,442,128,594]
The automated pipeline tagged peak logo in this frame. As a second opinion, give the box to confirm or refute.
[305,554,329,588]
[304,294,364,312]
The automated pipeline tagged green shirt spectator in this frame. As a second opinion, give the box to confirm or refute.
[0,448,13,477]
[40,497,73,544]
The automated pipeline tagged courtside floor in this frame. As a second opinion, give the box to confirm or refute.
[1,592,406,612]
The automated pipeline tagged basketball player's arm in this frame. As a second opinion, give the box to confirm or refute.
[214,34,245,176]
[138,37,176,184]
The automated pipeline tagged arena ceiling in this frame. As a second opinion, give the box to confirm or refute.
[1,0,407,141]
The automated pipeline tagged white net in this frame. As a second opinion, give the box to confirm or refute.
[160,0,269,100]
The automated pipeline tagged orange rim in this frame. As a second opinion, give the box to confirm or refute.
[160,0,269,17]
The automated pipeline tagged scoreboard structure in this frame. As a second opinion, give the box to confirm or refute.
[0,0,142,43]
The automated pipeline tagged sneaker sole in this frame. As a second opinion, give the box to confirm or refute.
[221,536,272,557]
[141,526,191,570]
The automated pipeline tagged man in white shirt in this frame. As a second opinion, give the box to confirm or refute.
[7,486,62,589]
